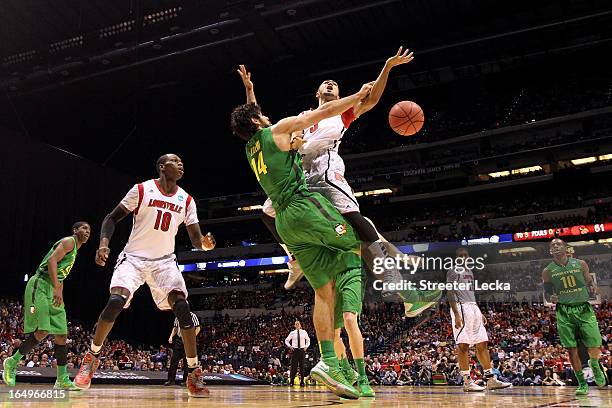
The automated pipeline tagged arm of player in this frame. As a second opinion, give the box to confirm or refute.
[579,259,598,296]
[271,83,373,151]
[96,204,130,266]
[195,326,201,336]
[237,65,257,105]
[446,290,462,329]
[542,267,557,303]
[186,224,216,251]
[47,237,75,306]
[353,46,414,117]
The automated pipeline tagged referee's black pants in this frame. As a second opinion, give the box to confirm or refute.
[168,335,188,384]
[290,348,305,385]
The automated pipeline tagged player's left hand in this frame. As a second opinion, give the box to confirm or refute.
[482,315,487,326]
[201,232,216,250]
[386,46,414,68]
[237,65,254,90]
[290,135,305,150]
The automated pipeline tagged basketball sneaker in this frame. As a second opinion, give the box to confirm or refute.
[187,367,210,398]
[575,383,589,396]
[463,380,485,392]
[54,375,82,391]
[284,259,304,290]
[74,352,100,390]
[310,360,359,399]
[486,377,512,390]
[401,289,442,316]
[2,356,17,386]
[356,376,375,398]
[340,360,359,385]
[589,359,607,387]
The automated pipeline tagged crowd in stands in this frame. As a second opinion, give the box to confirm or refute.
[364,301,611,387]
[2,281,610,387]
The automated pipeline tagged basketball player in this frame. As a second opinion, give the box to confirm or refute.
[542,238,606,395]
[237,50,440,313]
[231,83,372,399]
[447,247,511,392]
[73,154,215,398]
[2,222,90,390]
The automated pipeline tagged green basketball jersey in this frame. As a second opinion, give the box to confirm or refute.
[36,236,78,282]
[245,127,309,211]
[547,257,589,304]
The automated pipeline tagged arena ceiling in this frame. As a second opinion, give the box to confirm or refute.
[0,0,610,197]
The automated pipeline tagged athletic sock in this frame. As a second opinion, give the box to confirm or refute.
[57,365,68,379]
[355,358,366,378]
[575,370,587,386]
[484,368,494,378]
[340,357,352,372]
[186,356,198,373]
[320,341,339,369]
[90,341,102,356]
[461,370,471,384]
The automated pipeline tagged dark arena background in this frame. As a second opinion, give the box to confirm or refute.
[0,0,611,407]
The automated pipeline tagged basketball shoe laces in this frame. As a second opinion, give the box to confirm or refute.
[191,370,207,390]
[80,354,96,377]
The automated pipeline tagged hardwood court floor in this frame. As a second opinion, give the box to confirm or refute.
[1,384,611,407]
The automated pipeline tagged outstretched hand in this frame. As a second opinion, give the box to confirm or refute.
[237,64,254,91]
[201,232,216,250]
[386,46,414,68]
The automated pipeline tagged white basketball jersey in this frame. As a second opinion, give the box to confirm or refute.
[120,179,198,259]
[299,108,356,178]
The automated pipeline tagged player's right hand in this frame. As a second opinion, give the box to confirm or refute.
[52,285,63,307]
[168,337,173,344]
[357,83,373,100]
[550,294,558,304]
[237,64,254,90]
[96,247,110,266]
[454,313,463,330]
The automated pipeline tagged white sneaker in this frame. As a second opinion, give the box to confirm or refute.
[463,380,486,392]
[486,377,512,390]
[284,259,304,290]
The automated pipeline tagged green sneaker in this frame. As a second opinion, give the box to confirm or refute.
[340,360,359,385]
[589,360,607,387]
[575,383,589,396]
[2,357,17,386]
[356,376,375,398]
[54,375,82,391]
[401,290,442,317]
[310,360,359,399]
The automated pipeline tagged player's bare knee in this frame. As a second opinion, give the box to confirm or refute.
[54,334,67,345]
[457,344,469,353]
[34,330,49,341]
[343,311,358,329]
[100,293,126,323]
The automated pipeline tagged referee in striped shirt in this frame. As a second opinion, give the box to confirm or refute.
[165,312,200,385]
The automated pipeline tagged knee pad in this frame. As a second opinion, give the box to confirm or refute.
[171,299,193,330]
[100,294,126,323]
[55,344,67,366]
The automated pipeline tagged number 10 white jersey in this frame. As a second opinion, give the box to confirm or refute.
[119,179,198,259]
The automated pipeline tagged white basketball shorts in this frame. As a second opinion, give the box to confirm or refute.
[451,302,489,345]
[110,252,188,311]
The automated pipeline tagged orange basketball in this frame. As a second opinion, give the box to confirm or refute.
[388,101,424,136]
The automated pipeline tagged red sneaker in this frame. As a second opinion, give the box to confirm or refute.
[187,368,210,398]
[74,352,100,390]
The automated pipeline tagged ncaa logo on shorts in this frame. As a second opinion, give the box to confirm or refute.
[334,223,347,237]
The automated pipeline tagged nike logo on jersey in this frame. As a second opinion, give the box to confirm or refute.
[147,199,183,213]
